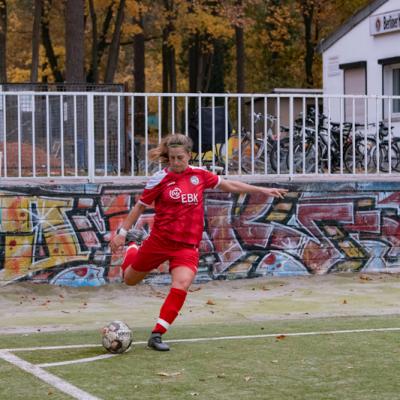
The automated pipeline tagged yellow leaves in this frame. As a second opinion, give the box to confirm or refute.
[7,67,30,83]
[178,7,234,40]
[122,23,144,37]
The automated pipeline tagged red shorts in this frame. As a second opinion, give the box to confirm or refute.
[130,234,199,274]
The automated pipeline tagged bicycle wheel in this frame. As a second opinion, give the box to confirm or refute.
[343,137,377,173]
[240,140,268,174]
[270,138,290,174]
[378,139,400,172]
[291,138,318,174]
[219,135,241,174]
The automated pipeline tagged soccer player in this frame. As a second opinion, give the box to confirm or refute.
[110,133,287,351]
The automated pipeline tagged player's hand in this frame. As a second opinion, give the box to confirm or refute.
[262,187,288,199]
[110,234,126,253]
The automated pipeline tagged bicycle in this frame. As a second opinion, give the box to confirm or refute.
[221,113,289,175]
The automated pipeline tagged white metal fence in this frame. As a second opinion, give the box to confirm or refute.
[0,91,400,182]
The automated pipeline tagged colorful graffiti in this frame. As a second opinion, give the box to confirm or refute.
[1,182,400,286]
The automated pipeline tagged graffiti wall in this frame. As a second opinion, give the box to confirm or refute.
[1,181,399,286]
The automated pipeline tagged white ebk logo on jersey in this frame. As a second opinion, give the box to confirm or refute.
[169,187,198,204]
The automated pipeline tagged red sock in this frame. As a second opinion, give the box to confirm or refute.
[152,288,187,334]
[121,243,139,274]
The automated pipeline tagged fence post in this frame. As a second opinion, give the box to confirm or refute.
[289,96,294,176]
[87,93,95,182]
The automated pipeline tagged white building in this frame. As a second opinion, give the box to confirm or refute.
[318,0,400,129]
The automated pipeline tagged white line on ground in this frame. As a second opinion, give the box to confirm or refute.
[0,350,101,400]
[3,326,400,354]
[37,353,116,368]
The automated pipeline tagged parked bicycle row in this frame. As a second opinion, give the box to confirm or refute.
[184,108,399,175]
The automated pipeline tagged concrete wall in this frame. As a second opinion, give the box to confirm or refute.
[1,181,400,286]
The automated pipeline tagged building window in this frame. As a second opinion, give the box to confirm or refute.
[393,67,400,113]
[381,60,400,118]
[339,61,367,123]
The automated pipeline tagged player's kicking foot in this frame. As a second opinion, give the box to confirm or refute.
[147,333,170,351]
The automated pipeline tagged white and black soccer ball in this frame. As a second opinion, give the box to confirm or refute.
[101,320,133,354]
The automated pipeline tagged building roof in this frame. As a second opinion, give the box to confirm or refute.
[317,0,388,53]
[271,88,323,94]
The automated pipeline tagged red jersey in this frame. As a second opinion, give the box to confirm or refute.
[139,166,220,245]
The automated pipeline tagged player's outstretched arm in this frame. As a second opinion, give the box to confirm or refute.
[218,179,288,198]
[110,202,147,253]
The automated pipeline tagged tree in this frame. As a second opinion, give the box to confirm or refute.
[161,0,177,133]
[132,1,145,135]
[298,0,318,87]
[88,0,98,83]
[104,0,126,83]
[87,1,117,83]
[31,0,42,82]
[234,0,245,93]
[0,0,7,83]
[41,0,63,82]
[65,0,85,83]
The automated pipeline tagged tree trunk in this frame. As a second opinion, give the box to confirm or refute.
[0,0,7,83]
[162,27,169,134]
[235,0,245,93]
[188,36,199,94]
[87,0,98,83]
[133,12,145,136]
[41,0,63,82]
[301,0,314,87]
[104,0,125,83]
[31,0,42,82]
[97,2,114,62]
[65,0,85,83]
[161,0,177,134]
[87,1,114,82]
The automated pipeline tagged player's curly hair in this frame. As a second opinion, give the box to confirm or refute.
[148,133,193,163]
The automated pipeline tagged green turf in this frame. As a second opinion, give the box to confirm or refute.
[1,316,400,400]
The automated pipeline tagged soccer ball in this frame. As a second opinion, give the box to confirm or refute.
[101,320,133,354]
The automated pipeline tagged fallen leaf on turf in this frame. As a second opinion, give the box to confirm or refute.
[190,393,199,396]
[217,373,226,378]
[276,335,286,340]
[206,299,216,305]
[157,371,182,377]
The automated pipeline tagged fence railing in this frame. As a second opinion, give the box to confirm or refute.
[0,92,400,182]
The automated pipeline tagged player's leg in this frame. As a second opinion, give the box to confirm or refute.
[121,236,165,286]
[124,268,149,286]
[148,247,198,351]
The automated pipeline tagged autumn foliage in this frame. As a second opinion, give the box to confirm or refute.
[2,0,370,92]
